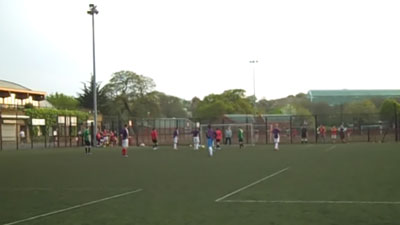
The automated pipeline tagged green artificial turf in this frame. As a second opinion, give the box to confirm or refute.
[1,143,399,225]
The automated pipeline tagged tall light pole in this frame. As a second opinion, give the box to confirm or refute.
[249,60,258,119]
[88,4,98,145]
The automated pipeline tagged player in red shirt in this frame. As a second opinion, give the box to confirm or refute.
[151,128,158,150]
[331,126,337,144]
[215,128,222,150]
[319,125,326,143]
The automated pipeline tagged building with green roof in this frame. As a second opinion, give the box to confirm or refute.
[223,114,292,123]
[307,90,400,106]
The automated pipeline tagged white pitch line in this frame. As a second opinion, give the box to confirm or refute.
[221,199,400,205]
[0,187,52,191]
[0,187,135,192]
[215,167,290,202]
[325,145,336,152]
[2,188,143,225]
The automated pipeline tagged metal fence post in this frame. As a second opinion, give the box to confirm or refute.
[16,110,19,150]
[315,115,318,143]
[136,119,140,146]
[394,103,398,142]
[69,116,72,147]
[44,124,47,148]
[90,122,94,147]
[0,115,2,151]
[290,115,293,144]
[30,123,33,149]
[265,117,268,144]
[246,116,249,144]
[64,116,67,147]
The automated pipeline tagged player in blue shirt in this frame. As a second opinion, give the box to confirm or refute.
[120,124,129,157]
[272,124,280,151]
[206,125,215,156]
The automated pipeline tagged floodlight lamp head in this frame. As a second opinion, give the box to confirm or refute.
[87,4,99,15]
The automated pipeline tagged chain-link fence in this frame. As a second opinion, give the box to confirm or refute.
[101,116,196,147]
[215,112,399,145]
[1,110,399,150]
[0,113,85,150]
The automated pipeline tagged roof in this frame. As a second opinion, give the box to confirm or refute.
[0,80,46,96]
[0,80,32,91]
[308,89,400,97]
[308,89,400,105]
[39,100,54,108]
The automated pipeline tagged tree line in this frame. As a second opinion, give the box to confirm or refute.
[46,70,400,123]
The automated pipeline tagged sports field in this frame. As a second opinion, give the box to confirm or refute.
[1,143,400,225]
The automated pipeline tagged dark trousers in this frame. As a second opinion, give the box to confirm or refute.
[225,137,231,145]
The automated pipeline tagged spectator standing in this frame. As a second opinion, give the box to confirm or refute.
[225,126,232,145]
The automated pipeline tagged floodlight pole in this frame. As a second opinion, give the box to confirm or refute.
[249,60,258,119]
[88,4,98,145]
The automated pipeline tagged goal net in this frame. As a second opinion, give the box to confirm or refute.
[199,123,255,146]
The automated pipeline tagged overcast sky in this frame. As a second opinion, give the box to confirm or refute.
[1,0,399,101]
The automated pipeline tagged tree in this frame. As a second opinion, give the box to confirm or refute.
[255,93,311,115]
[131,92,161,118]
[309,102,332,115]
[193,89,253,122]
[189,97,201,117]
[77,75,109,113]
[157,92,188,118]
[340,100,378,124]
[344,100,377,115]
[280,104,311,116]
[47,93,79,110]
[380,99,400,122]
[280,104,296,115]
[103,71,156,116]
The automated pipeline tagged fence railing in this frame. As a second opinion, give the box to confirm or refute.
[0,112,398,150]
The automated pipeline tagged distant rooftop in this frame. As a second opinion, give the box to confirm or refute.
[0,79,46,104]
[308,89,400,105]
[0,80,31,91]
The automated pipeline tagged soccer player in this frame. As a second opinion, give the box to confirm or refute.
[215,128,222,150]
[272,124,280,151]
[192,128,200,150]
[238,127,244,149]
[319,124,326,143]
[96,131,102,147]
[83,126,91,154]
[121,124,129,157]
[151,128,158,150]
[339,124,346,143]
[206,125,214,156]
[173,127,179,150]
[301,125,308,144]
[331,125,337,144]
[110,131,117,147]
[225,126,232,145]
